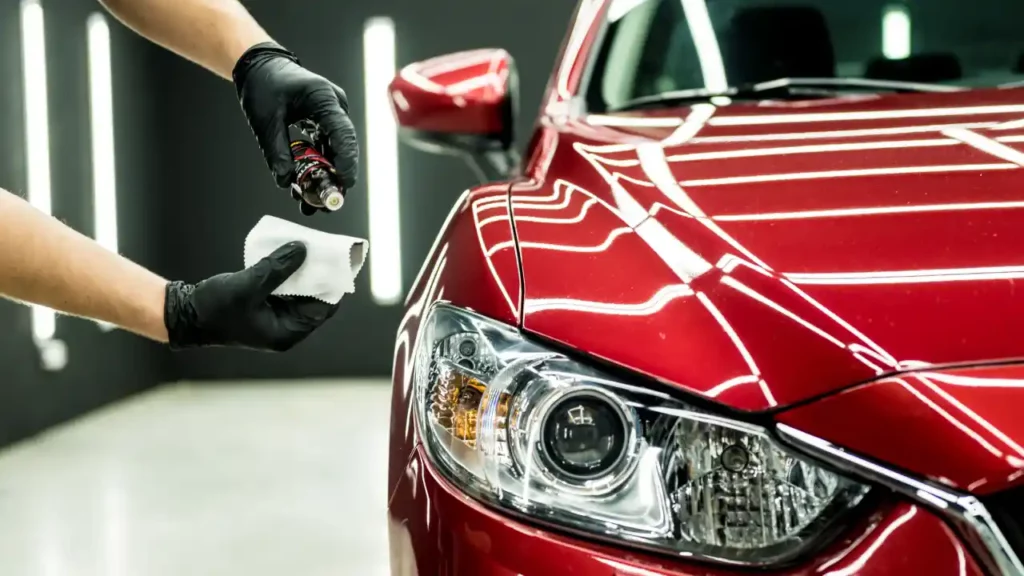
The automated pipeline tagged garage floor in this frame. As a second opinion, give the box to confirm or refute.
[0,380,392,576]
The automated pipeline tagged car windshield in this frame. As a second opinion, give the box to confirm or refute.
[587,0,1024,111]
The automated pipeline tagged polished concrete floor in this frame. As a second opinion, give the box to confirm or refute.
[0,380,392,576]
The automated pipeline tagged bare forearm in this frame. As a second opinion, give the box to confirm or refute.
[99,0,272,80]
[0,189,168,342]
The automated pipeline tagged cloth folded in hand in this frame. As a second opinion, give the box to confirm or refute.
[244,215,367,305]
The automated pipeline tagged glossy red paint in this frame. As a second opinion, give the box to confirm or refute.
[387,448,982,576]
[514,88,1024,411]
[388,48,513,136]
[388,0,1024,573]
[778,363,1024,495]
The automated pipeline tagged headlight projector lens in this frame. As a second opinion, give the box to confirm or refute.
[540,389,630,480]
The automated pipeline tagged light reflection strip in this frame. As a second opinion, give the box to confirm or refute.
[822,507,918,576]
[917,375,1024,459]
[786,265,1024,285]
[994,118,1024,130]
[667,138,955,163]
[926,373,1024,389]
[681,163,1016,188]
[780,279,898,366]
[709,104,1024,127]
[705,375,761,398]
[690,122,999,143]
[663,103,716,145]
[721,277,845,348]
[487,227,631,256]
[714,200,1024,222]
[637,143,772,270]
[635,219,712,281]
[892,378,1004,458]
[524,284,694,315]
[944,128,1024,166]
[695,292,775,406]
[586,115,682,128]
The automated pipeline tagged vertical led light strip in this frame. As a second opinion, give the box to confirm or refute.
[87,13,117,332]
[363,16,403,305]
[20,0,56,343]
[88,13,117,255]
[882,5,911,60]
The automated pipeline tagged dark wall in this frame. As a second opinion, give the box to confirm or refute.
[0,0,576,447]
[157,0,576,379]
[0,0,168,446]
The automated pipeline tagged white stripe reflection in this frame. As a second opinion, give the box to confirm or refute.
[681,163,1016,187]
[667,138,955,163]
[705,375,761,398]
[943,128,1024,166]
[721,277,845,348]
[524,284,694,316]
[714,201,1024,222]
[787,266,1024,285]
[663,103,717,145]
[486,227,632,257]
[696,292,776,406]
[710,104,1024,127]
[690,122,999,143]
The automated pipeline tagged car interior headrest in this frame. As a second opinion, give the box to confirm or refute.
[865,53,963,83]
[723,6,836,85]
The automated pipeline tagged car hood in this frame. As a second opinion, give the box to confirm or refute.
[512,88,1024,412]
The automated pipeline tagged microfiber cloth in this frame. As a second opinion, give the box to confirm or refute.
[244,215,368,305]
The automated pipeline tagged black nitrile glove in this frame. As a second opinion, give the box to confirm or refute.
[164,242,339,352]
[232,42,359,215]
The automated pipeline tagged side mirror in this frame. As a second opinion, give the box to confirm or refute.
[389,48,520,182]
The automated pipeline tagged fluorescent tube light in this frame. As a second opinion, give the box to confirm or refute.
[88,13,117,255]
[21,0,56,343]
[883,5,911,60]
[87,12,117,332]
[363,16,403,305]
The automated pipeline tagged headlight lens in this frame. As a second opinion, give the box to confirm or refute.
[414,304,869,565]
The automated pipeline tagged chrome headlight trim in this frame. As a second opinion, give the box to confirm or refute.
[776,424,1024,576]
[412,302,871,566]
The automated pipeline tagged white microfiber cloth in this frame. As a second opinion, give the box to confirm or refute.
[244,215,368,305]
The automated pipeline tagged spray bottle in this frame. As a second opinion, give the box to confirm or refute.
[288,119,345,215]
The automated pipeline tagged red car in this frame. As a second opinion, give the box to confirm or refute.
[386,1,1024,574]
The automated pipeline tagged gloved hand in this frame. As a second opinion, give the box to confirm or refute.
[164,242,339,351]
[232,42,359,215]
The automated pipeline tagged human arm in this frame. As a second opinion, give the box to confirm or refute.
[0,188,168,342]
[0,188,338,351]
[97,0,359,211]
[97,0,269,80]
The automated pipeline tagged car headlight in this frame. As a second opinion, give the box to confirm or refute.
[413,303,869,565]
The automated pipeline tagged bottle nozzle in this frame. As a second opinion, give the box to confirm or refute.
[321,188,344,211]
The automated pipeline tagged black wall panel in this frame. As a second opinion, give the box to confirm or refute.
[0,0,169,446]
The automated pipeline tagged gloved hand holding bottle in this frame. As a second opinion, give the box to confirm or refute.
[101,0,360,215]
[233,43,359,216]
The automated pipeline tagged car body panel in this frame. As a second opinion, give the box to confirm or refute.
[389,183,520,493]
[778,363,1024,496]
[513,89,1024,412]
[387,448,983,576]
[389,49,514,136]
[388,0,1024,572]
